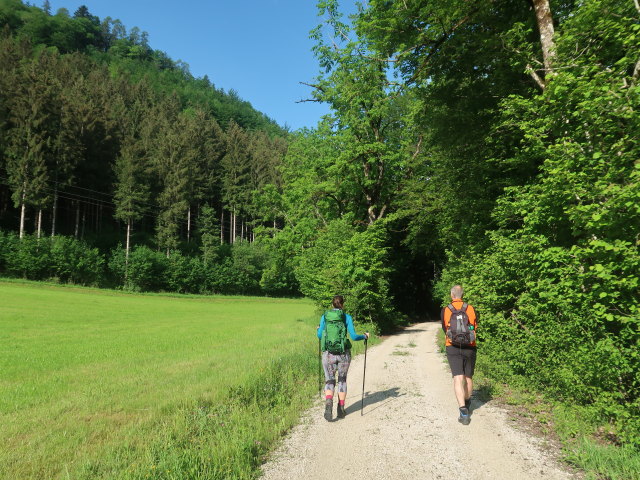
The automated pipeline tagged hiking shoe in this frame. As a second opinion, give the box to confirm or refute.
[337,403,346,419]
[465,398,472,411]
[458,407,471,425]
[324,402,333,421]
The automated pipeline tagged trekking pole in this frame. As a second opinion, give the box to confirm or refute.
[361,337,368,416]
[318,338,322,399]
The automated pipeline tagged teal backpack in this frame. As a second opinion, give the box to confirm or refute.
[321,309,351,354]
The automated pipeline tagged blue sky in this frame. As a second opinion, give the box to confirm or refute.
[48,0,358,131]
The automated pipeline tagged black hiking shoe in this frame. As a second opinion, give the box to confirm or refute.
[337,403,346,419]
[458,407,471,425]
[465,398,472,411]
[324,401,333,421]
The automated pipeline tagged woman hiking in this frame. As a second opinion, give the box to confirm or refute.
[317,295,369,421]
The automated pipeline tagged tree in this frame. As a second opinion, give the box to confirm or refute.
[197,204,220,266]
[113,141,150,266]
[308,0,412,225]
[6,49,60,238]
[152,95,189,255]
[221,120,250,243]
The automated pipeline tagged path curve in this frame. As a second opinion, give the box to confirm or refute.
[260,322,578,480]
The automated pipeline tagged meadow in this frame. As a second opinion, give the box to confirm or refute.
[0,280,323,479]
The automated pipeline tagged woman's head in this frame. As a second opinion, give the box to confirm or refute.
[332,295,344,309]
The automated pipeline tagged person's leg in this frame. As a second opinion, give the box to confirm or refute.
[462,348,476,410]
[465,376,473,403]
[446,347,465,406]
[322,351,337,396]
[336,351,351,418]
[447,346,470,425]
[453,374,467,407]
[454,374,471,424]
[322,351,338,420]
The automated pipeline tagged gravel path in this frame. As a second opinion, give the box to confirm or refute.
[260,322,579,480]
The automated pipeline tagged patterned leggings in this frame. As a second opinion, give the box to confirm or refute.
[322,350,351,394]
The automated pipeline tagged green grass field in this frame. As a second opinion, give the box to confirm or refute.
[0,280,323,479]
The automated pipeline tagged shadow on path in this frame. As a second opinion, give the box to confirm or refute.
[344,387,403,417]
[389,328,426,336]
[468,388,493,414]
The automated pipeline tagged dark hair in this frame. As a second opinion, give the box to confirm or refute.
[332,295,344,309]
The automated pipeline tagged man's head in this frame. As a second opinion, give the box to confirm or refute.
[450,285,463,300]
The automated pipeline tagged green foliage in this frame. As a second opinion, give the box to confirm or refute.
[48,235,104,285]
[431,0,640,450]
[109,245,168,292]
[165,252,207,294]
[228,241,267,295]
[258,233,300,297]
[296,218,394,327]
[198,205,221,266]
[1,232,52,279]
[0,230,104,285]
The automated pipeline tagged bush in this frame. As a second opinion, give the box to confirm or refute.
[48,236,104,285]
[3,234,52,280]
[0,231,105,285]
[257,232,301,297]
[202,243,267,295]
[166,253,207,294]
[109,245,168,292]
[437,231,640,446]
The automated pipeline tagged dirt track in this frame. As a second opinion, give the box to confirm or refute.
[260,322,579,480]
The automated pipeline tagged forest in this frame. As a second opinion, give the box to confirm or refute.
[0,0,638,453]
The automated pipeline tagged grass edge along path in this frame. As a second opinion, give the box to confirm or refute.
[0,280,377,480]
[436,329,640,480]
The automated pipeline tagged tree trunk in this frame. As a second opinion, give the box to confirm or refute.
[36,209,42,239]
[126,219,131,262]
[532,0,555,80]
[81,207,86,239]
[75,201,80,239]
[220,210,225,244]
[51,187,58,236]
[187,206,191,242]
[19,197,26,239]
[125,219,131,282]
[232,208,236,244]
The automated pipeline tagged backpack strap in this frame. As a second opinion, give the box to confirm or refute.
[448,302,468,312]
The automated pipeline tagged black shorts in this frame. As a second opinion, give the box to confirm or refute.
[446,345,477,377]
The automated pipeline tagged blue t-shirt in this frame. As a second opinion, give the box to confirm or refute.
[316,309,366,342]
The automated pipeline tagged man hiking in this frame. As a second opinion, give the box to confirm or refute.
[317,295,369,421]
[441,285,479,425]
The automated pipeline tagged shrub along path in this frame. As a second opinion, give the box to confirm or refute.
[260,322,579,480]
